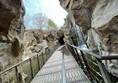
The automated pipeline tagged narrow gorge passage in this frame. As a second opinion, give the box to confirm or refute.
[0,0,118,83]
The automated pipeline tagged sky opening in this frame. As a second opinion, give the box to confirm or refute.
[23,0,68,29]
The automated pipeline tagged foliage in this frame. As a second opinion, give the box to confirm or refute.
[48,19,58,29]
[32,13,48,29]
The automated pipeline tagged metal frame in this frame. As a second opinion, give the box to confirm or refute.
[61,50,67,83]
[67,44,118,83]
[70,44,118,60]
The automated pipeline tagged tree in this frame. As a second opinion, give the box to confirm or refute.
[48,19,58,29]
[24,14,32,29]
[32,13,48,29]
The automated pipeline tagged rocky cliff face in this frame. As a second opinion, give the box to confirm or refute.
[60,0,96,32]
[0,0,25,82]
[91,0,118,53]
[59,0,118,77]
[23,29,58,59]
[61,15,78,45]
[59,0,118,54]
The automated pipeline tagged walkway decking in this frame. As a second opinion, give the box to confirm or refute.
[31,46,91,83]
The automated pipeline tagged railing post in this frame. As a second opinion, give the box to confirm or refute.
[45,54,47,62]
[74,48,84,69]
[61,50,67,83]
[29,58,33,79]
[45,49,48,61]
[15,66,19,83]
[37,54,40,70]
[0,50,55,82]
[42,53,44,65]
[96,59,111,83]
[80,50,94,81]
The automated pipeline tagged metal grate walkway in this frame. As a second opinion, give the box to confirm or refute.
[31,46,91,83]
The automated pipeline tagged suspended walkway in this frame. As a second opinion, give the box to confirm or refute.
[0,44,118,83]
[31,45,90,83]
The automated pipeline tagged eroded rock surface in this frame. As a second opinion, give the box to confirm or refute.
[0,0,25,82]
[92,0,118,53]
[60,0,118,54]
[23,29,58,59]
[60,0,97,32]
[59,0,118,77]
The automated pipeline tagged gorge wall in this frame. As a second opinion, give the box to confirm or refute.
[0,0,25,82]
[59,0,118,77]
[23,29,58,59]
[0,0,118,82]
[59,0,118,53]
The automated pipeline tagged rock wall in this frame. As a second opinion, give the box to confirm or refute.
[0,0,25,82]
[59,0,118,54]
[23,29,58,59]
[61,15,78,45]
[59,0,118,77]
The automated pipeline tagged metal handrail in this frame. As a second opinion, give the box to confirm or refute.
[66,44,114,83]
[0,53,39,75]
[61,49,67,83]
[69,44,118,60]
[0,50,52,83]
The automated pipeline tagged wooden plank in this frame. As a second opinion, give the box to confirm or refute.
[31,46,91,83]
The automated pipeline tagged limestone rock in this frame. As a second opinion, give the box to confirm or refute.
[0,0,24,35]
[23,29,43,58]
[60,0,97,32]
[59,0,118,77]
[0,0,25,82]
[0,0,25,68]
[23,29,58,59]
[59,0,118,55]
[92,0,118,53]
